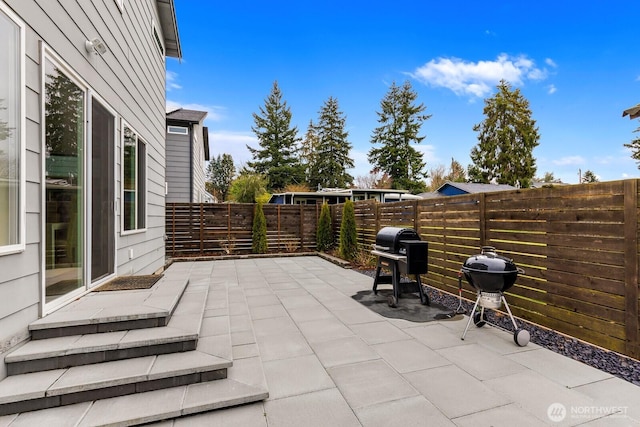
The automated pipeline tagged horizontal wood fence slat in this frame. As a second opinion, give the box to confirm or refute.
[166,179,640,360]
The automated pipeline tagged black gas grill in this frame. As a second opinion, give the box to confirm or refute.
[372,227,430,307]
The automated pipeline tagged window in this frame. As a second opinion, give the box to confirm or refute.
[167,125,188,135]
[0,4,25,255]
[122,124,146,232]
[152,20,164,57]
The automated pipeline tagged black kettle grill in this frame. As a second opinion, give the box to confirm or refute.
[460,246,530,346]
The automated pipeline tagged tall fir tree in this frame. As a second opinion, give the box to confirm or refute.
[468,80,540,188]
[247,81,304,192]
[368,80,431,194]
[312,97,354,189]
[623,122,640,168]
[300,120,320,189]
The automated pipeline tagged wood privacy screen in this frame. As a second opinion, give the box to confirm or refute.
[166,180,640,359]
[166,203,320,256]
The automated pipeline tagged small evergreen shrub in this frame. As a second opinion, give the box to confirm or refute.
[316,203,334,252]
[252,203,268,254]
[338,199,358,261]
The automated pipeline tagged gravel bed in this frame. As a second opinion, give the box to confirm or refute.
[356,269,640,386]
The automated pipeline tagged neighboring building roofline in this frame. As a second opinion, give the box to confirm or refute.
[623,103,640,120]
[156,0,182,59]
[166,108,208,123]
[435,181,516,194]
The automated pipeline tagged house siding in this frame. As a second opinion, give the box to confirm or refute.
[191,123,207,203]
[165,132,191,202]
[0,0,171,372]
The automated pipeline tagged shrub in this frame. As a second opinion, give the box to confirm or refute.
[252,203,268,254]
[338,199,358,261]
[316,203,334,252]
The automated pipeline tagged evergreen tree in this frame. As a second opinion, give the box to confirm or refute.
[252,203,268,254]
[45,72,84,156]
[247,81,304,191]
[300,120,320,188]
[206,153,235,201]
[338,199,358,261]
[468,80,540,188]
[368,81,431,194]
[623,122,640,168]
[316,203,334,252]
[582,170,599,183]
[312,97,354,189]
[445,158,466,182]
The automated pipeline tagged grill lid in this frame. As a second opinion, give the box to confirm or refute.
[462,246,517,274]
[375,227,421,253]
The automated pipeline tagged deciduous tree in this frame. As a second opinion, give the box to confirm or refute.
[368,81,431,194]
[228,173,268,203]
[468,80,539,188]
[206,153,235,202]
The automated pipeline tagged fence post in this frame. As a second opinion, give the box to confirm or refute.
[299,204,304,250]
[199,204,204,255]
[624,180,639,358]
[478,193,487,247]
[413,200,419,234]
[171,204,176,257]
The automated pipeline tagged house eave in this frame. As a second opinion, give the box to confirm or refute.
[156,0,182,59]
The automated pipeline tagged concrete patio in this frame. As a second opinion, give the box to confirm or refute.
[2,255,640,426]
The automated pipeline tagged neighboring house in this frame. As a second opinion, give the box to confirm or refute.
[419,181,516,198]
[0,0,180,366]
[269,188,423,204]
[165,108,210,203]
[623,104,640,120]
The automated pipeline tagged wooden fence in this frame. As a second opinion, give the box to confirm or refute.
[166,203,320,256]
[166,179,640,359]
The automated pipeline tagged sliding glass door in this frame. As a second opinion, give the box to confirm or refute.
[91,98,115,282]
[43,50,116,308]
[44,57,85,303]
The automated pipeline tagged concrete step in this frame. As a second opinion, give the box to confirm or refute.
[28,263,194,340]
[0,348,232,416]
[6,273,208,375]
[0,378,268,427]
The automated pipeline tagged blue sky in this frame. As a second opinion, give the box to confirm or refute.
[166,0,640,185]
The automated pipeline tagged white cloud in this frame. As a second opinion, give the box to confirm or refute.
[166,100,226,122]
[545,58,557,68]
[547,84,557,94]
[208,131,258,167]
[166,71,182,91]
[411,54,549,98]
[552,156,585,166]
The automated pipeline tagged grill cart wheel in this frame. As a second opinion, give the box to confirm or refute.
[473,311,487,327]
[387,295,398,308]
[513,328,530,347]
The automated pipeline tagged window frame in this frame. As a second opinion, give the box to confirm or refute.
[167,125,188,135]
[121,121,147,235]
[0,3,26,256]
[152,19,165,59]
